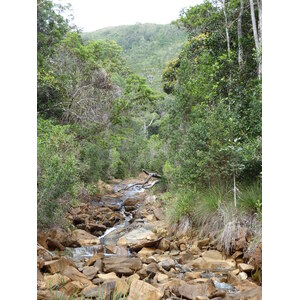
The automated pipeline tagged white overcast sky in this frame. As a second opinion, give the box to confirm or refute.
[54,0,202,32]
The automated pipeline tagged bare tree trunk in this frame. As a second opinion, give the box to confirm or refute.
[223,0,231,56]
[237,0,244,68]
[234,173,237,208]
[249,0,261,79]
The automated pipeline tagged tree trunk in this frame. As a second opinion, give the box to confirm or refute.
[237,0,244,68]
[249,0,261,79]
[223,0,231,56]
[233,173,237,208]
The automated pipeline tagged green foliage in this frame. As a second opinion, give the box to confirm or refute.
[82,23,187,92]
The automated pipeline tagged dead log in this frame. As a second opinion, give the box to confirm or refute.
[124,169,161,190]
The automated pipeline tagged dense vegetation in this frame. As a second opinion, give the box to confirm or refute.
[37,0,261,251]
[82,23,187,92]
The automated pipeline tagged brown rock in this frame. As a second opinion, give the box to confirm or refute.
[128,279,163,300]
[82,266,98,280]
[209,290,226,298]
[97,179,114,195]
[169,241,179,251]
[59,281,84,296]
[189,257,236,272]
[46,238,65,251]
[189,241,200,255]
[103,257,142,275]
[43,257,75,274]
[198,238,210,247]
[156,273,169,283]
[85,252,104,266]
[37,231,48,249]
[146,262,160,278]
[238,271,248,280]
[44,273,70,289]
[238,263,255,273]
[37,290,67,300]
[179,243,187,251]
[232,251,243,260]
[202,250,223,260]
[159,258,175,271]
[67,229,100,247]
[153,208,165,220]
[158,238,170,251]
[98,272,119,283]
[225,287,262,300]
[61,266,92,286]
[138,247,156,257]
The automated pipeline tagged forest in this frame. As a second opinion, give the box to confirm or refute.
[37,0,262,298]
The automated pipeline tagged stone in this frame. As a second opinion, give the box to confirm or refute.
[128,279,163,300]
[170,241,179,251]
[37,290,67,300]
[82,266,98,280]
[238,271,248,280]
[43,257,75,274]
[159,258,175,271]
[44,273,71,289]
[59,281,84,296]
[171,280,215,300]
[238,263,255,273]
[117,227,160,251]
[103,257,142,275]
[61,266,92,286]
[67,229,100,247]
[202,250,223,260]
[225,287,262,300]
[179,243,187,251]
[232,251,243,260]
[189,257,236,272]
[178,253,194,264]
[37,231,48,249]
[94,259,103,272]
[37,268,44,282]
[92,277,101,285]
[146,262,160,278]
[209,290,226,298]
[170,250,180,256]
[157,273,169,283]
[198,238,210,248]
[106,244,128,256]
[183,272,204,281]
[138,247,156,257]
[195,297,210,300]
[98,272,119,283]
[86,252,104,266]
[158,238,170,251]
[153,208,165,220]
[127,273,140,285]
[46,238,65,251]
[189,242,200,255]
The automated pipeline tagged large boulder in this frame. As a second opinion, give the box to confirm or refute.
[82,266,98,280]
[189,256,236,272]
[43,257,75,274]
[66,229,100,247]
[103,257,142,275]
[128,279,163,300]
[44,273,70,289]
[117,227,161,251]
[61,266,92,286]
[59,281,84,296]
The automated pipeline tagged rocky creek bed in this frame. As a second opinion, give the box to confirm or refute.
[37,175,262,300]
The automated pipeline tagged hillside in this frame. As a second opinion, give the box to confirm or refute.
[82,23,187,92]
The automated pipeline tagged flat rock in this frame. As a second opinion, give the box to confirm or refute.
[198,238,210,247]
[82,266,98,280]
[68,229,100,247]
[190,257,236,272]
[128,279,163,300]
[43,257,75,274]
[103,257,142,275]
[153,207,165,220]
[61,266,92,286]
[44,273,70,289]
[202,250,223,260]
[238,263,255,273]
[98,272,119,283]
[59,281,84,296]
[159,258,175,271]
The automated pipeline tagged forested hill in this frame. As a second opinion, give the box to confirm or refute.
[82,23,187,92]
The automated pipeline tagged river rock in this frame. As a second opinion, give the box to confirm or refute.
[128,279,163,300]
[59,281,84,296]
[225,286,262,300]
[98,272,119,283]
[138,247,156,257]
[202,250,223,260]
[44,273,70,289]
[189,257,236,272]
[82,266,98,280]
[198,238,210,247]
[146,262,160,278]
[67,229,100,247]
[103,257,142,275]
[159,257,175,271]
[153,207,165,220]
[117,227,160,251]
[178,252,194,264]
[61,266,92,286]
[158,238,170,251]
[170,279,215,299]
[43,257,75,274]
[46,237,65,251]
[156,273,169,283]
[238,263,255,273]
[238,271,248,280]
[86,252,104,266]
[37,290,67,300]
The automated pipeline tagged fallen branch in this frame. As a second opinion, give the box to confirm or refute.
[123,169,162,190]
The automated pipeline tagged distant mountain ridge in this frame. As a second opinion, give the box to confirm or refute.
[82,23,187,92]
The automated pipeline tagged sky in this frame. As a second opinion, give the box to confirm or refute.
[54,0,202,32]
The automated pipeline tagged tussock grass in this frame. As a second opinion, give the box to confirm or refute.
[164,181,262,254]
